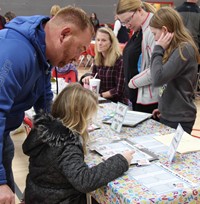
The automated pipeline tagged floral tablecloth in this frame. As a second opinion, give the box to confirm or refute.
[86,103,200,204]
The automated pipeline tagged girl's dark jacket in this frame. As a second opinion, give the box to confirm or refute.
[22,113,129,204]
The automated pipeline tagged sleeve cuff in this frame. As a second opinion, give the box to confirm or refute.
[0,164,7,185]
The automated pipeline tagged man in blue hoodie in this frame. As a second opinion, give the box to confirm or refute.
[0,6,93,203]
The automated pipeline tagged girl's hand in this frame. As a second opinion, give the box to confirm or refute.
[122,150,135,165]
[152,108,161,119]
[156,32,174,50]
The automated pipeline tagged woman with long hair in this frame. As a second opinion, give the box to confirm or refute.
[90,12,100,33]
[116,0,159,113]
[150,7,199,133]
[82,27,128,104]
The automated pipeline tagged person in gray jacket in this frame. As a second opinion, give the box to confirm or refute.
[149,7,199,134]
[176,0,200,52]
[23,83,134,204]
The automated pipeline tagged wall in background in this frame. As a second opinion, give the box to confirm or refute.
[0,0,199,24]
[0,0,117,24]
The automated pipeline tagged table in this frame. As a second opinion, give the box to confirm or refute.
[86,102,200,204]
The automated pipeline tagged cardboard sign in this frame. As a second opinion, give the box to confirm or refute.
[167,124,184,163]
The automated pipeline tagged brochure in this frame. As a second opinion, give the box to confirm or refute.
[128,133,169,154]
[127,162,196,194]
[91,139,158,165]
[110,102,128,133]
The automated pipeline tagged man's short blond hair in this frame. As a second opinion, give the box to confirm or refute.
[53,6,94,34]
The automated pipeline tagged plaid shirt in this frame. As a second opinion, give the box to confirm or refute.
[92,56,127,104]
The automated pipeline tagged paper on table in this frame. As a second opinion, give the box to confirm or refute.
[127,163,196,195]
[98,96,107,101]
[88,124,100,132]
[153,132,200,154]
[91,139,158,165]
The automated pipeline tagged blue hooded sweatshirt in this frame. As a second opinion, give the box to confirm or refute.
[0,15,53,184]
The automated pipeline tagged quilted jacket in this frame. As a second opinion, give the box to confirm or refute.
[22,113,129,204]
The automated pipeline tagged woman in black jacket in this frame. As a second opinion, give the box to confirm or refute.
[23,83,134,204]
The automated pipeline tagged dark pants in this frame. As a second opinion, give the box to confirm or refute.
[135,103,158,114]
[2,134,15,192]
[160,117,195,134]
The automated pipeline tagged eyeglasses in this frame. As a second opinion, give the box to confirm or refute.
[121,12,135,26]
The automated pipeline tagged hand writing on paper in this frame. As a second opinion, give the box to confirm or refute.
[152,109,161,119]
[122,150,135,165]
[156,32,174,50]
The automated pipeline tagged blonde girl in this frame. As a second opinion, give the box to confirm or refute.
[51,83,98,153]
[23,83,134,204]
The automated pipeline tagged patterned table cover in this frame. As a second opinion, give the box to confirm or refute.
[86,103,200,204]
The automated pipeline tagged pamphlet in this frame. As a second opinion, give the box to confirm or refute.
[127,162,196,194]
[128,133,169,154]
[110,102,128,133]
[91,139,158,165]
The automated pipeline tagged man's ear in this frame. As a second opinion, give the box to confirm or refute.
[60,27,71,43]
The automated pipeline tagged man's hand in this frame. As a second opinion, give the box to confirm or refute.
[0,184,15,204]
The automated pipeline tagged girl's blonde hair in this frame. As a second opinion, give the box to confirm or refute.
[149,7,199,63]
[95,27,121,67]
[116,0,156,15]
[51,83,98,153]
[50,5,61,16]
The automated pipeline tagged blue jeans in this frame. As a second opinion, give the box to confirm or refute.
[2,134,15,192]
